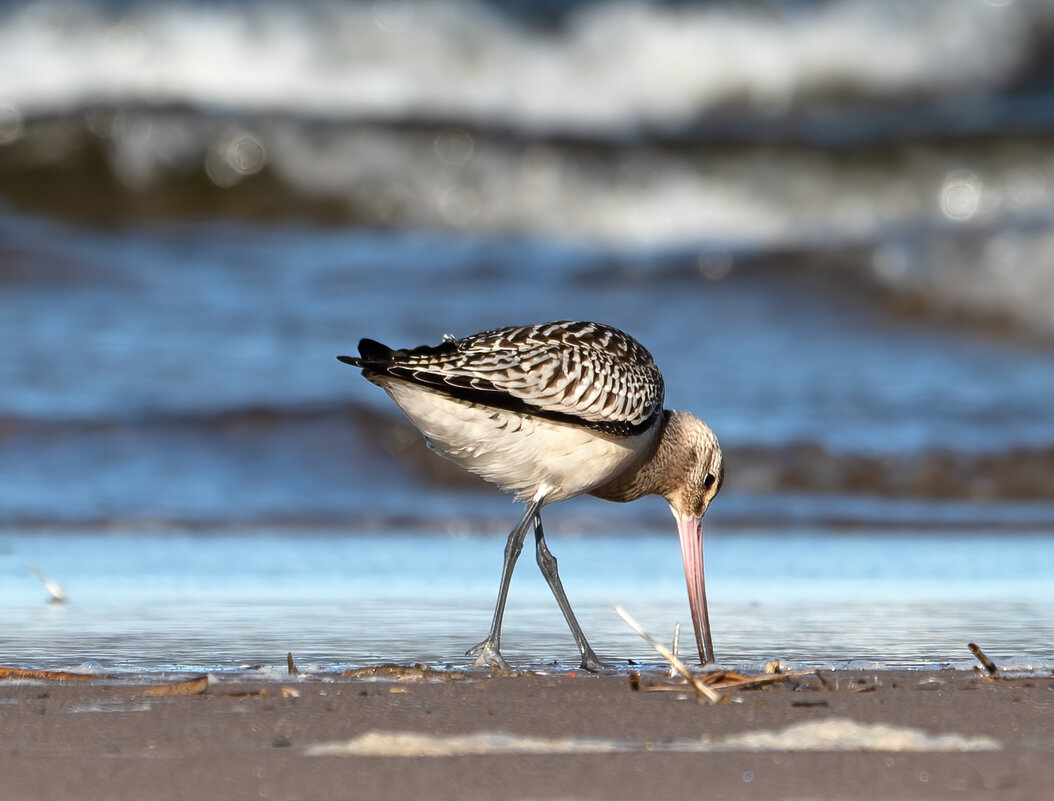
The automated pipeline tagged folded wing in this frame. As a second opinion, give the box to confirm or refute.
[342,321,664,436]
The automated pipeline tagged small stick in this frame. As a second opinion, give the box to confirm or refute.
[968,643,1000,678]
[28,564,67,604]
[709,673,795,691]
[614,605,721,704]
[669,622,681,678]
[287,652,299,677]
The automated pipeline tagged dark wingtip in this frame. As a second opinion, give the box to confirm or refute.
[357,338,394,362]
[338,338,395,368]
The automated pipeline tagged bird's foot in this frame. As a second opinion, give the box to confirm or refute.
[579,649,616,673]
[466,639,512,671]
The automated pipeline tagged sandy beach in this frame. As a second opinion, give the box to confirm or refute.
[2,667,1052,800]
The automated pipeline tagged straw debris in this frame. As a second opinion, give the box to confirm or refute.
[968,642,1001,679]
[613,605,721,703]
[141,676,209,696]
[0,666,100,681]
[342,663,468,682]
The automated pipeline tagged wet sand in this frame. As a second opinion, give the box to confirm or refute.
[2,668,1052,800]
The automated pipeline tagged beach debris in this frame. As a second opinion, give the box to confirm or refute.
[629,671,641,691]
[141,676,209,696]
[669,622,681,678]
[282,687,300,698]
[765,660,782,674]
[641,670,799,695]
[342,663,468,682]
[0,666,99,681]
[968,643,1001,679]
[287,652,299,676]
[705,671,795,692]
[28,564,67,604]
[613,605,721,703]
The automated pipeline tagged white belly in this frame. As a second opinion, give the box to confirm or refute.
[376,378,654,503]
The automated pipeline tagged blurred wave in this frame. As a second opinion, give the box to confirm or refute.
[2,0,1050,129]
[4,0,1054,338]
[4,209,1054,528]
[5,110,1054,335]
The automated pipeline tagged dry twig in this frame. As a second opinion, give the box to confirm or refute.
[968,643,1001,678]
[28,564,67,604]
[669,622,681,678]
[613,605,721,704]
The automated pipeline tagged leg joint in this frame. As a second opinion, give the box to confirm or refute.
[535,534,558,572]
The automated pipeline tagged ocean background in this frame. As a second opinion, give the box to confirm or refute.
[2,0,1053,674]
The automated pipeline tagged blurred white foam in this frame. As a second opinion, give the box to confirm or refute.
[304,721,1002,755]
[0,0,1037,128]
[871,226,1054,335]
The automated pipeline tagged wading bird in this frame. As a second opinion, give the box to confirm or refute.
[338,321,723,670]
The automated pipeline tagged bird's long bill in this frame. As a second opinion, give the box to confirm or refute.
[677,514,714,665]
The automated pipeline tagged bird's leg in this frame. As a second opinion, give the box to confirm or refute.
[466,498,540,670]
[533,512,608,672]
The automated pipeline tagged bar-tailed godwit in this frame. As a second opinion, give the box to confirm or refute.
[339,321,723,670]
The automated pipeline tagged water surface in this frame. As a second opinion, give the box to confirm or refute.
[3,528,1051,674]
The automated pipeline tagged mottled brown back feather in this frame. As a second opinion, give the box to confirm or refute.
[341,321,665,436]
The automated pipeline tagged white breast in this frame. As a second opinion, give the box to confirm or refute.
[378,378,657,503]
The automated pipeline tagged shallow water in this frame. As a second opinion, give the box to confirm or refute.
[2,527,1051,674]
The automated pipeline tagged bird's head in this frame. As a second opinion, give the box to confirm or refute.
[660,412,724,520]
[658,412,723,665]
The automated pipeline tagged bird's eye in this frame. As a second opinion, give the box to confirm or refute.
[703,473,716,490]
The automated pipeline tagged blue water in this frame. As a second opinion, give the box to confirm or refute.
[4,217,1054,526]
[2,527,1052,673]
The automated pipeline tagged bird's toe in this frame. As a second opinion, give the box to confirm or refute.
[580,654,617,673]
[466,639,512,671]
